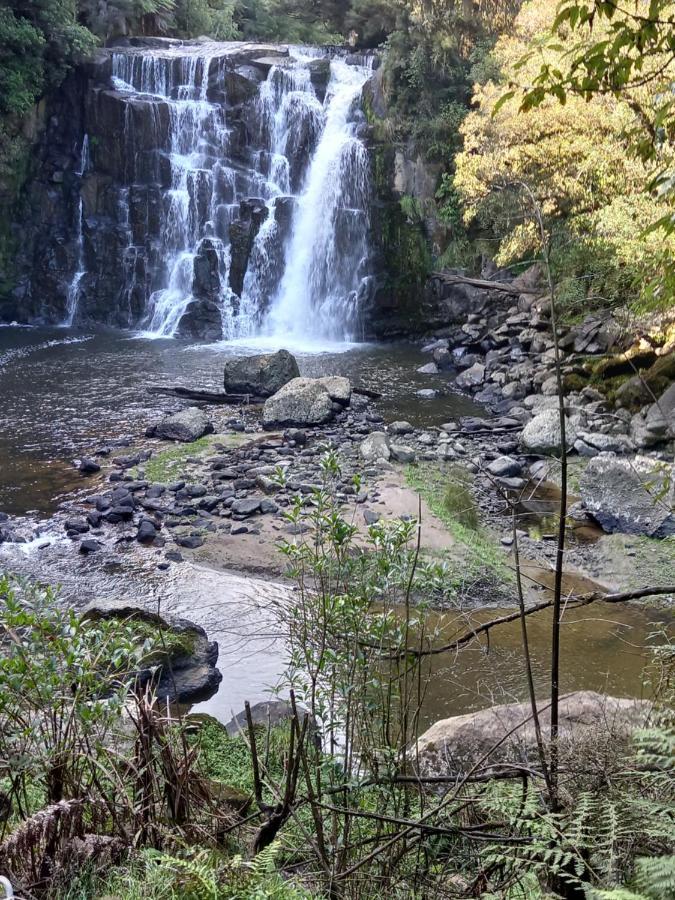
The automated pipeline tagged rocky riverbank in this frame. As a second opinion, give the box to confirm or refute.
[1,275,673,618]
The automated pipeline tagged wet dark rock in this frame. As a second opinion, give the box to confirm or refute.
[112,488,135,507]
[149,407,214,443]
[232,497,261,517]
[284,428,307,445]
[165,550,183,562]
[79,539,102,553]
[231,524,249,535]
[177,298,223,342]
[65,518,89,535]
[486,456,522,478]
[79,458,101,474]
[223,349,300,398]
[0,526,16,543]
[176,534,205,549]
[86,510,103,528]
[112,453,143,469]
[137,519,158,543]
[81,600,222,704]
[228,199,268,296]
[103,506,134,524]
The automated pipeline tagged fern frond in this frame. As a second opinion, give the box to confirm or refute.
[635,854,675,900]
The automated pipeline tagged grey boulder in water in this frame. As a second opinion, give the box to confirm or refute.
[224,349,300,398]
[263,377,335,427]
[149,407,214,443]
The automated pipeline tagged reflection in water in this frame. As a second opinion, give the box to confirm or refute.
[413,603,669,731]
[1,535,669,729]
[0,326,483,516]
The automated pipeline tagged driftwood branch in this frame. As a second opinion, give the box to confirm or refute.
[147,385,382,403]
[431,272,541,295]
[147,386,263,405]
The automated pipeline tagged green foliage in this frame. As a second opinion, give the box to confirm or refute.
[174,0,239,40]
[455,0,675,313]
[0,576,172,814]
[0,8,46,118]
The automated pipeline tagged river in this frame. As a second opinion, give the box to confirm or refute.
[0,325,668,730]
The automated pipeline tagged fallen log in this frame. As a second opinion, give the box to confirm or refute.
[147,386,264,404]
[149,384,383,404]
[431,272,541,295]
[353,386,382,400]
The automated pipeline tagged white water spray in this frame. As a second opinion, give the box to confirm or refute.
[92,44,375,342]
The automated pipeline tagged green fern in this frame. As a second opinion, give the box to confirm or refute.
[144,848,218,900]
[634,854,675,900]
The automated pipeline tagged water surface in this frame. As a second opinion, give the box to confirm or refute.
[0,327,480,515]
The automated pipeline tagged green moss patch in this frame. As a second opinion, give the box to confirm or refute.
[405,462,513,584]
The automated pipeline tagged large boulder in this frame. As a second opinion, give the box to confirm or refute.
[630,383,675,448]
[520,408,578,455]
[176,299,223,342]
[224,349,300,398]
[149,407,213,443]
[317,376,351,405]
[82,600,222,704]
[415,691,649,776]
[580,453,675,537]
[262,377,334,427]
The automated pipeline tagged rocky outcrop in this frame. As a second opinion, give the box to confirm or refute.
[262,377,336,427]
[148,407,214,443]
[82,600,222,704]
[580,454,675,537]
[223,349,300,397]
[415,692,649,776]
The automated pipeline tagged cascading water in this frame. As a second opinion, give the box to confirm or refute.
[64,41,375,342]
[62,135,89,327]
[264,59,373,341]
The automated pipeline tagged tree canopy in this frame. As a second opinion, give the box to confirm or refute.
[454,0,675,312]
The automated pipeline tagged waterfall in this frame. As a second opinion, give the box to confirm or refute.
[265,59,372,341]
[73,42,375,342]
[62,135,90,327]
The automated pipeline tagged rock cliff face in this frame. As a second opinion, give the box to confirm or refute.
[1,40,376,340]
[1,39,478,339]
